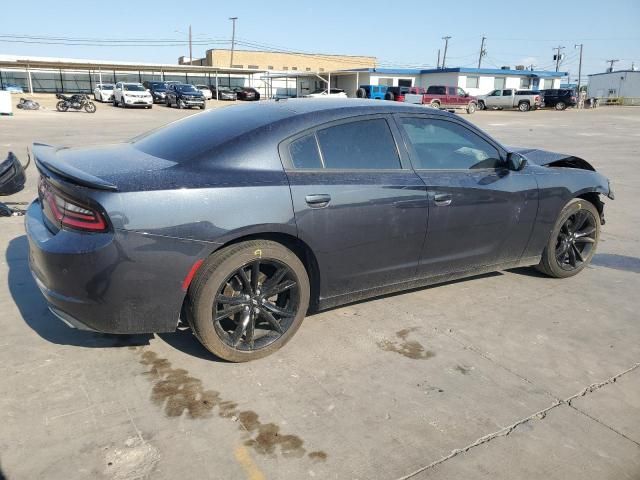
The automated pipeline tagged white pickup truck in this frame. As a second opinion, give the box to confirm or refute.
[477,89,543,112]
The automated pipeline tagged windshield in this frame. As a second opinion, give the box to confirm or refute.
[311,89,327,94]
[195,85,209,89]
[98,84,114,89]
[177,85,198,92]
[124,84,145,91]
[148,82,167,90]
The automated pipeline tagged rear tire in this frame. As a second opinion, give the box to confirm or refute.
[466,102,476,114]
[430,100,440,109]
[356,88,367,98]
[536,198,600,278]
[518,101,530,112]
[56,101,68,112]
[186,240,310,362]
[384,92,395,101]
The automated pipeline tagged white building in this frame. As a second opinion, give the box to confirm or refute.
[274,67,566,98]
[588,70,640,104]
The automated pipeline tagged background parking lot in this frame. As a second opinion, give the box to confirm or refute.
[1,102,639,479]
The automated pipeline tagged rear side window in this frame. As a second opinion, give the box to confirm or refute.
[427,86,446,95]
[289,134,322,169]
[316,119,401,170]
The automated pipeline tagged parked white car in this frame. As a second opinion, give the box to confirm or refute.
[112,82,153,109]
[195,85,213,100]
[304,88,348,98]
[93,84,114,102]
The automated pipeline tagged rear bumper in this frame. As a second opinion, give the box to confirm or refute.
[25,200,208,334]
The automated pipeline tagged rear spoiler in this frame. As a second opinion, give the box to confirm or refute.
[32,143,118,191]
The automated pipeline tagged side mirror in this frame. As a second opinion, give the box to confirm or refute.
[464,92,469,97]
[507,152,527,171]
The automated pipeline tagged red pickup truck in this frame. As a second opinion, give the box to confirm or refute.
[404,85,479,114]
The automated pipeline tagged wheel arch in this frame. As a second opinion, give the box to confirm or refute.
[206,231,321,311]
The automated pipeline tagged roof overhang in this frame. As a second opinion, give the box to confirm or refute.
[0,54,265,75]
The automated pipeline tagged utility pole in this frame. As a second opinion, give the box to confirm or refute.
[229,17,238,67]
[574,44,583,92]
[553,45,565,72]
[189,25,192,64]
[437,49,441,69]
[441,36,451,69]
[477,36,486,68]
[606,59,619,72]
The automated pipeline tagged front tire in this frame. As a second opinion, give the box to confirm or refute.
[85,102,96,113]
[186,240,310,362]
[555,101,566,111]
[536,198,600,278]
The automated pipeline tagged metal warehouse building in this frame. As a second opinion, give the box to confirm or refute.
[587,70,640,105]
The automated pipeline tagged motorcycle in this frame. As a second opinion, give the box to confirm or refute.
[16,98,40,110]
[56,93,96,113]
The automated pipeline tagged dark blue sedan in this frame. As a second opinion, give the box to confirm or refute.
[25,99,613,361]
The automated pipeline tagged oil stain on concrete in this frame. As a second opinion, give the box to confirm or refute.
[377,327,436,360]
[137,350,326,462]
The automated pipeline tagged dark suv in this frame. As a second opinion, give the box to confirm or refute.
[165,84,205,109]
[541,89,577,110]
[143,81,169,103]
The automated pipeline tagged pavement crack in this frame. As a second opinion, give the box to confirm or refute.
[438,328,560,402]
[568,404,640,448]
[395,361,640,480]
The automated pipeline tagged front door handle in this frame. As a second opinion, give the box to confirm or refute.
[434,193,452,206]
[305,194,331,208]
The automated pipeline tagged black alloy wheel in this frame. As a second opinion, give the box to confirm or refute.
[554,209,597,271]
[537,198,600,278]
[213,259,299,351]
[186,240,310,362]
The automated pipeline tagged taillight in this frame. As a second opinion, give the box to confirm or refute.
[535,96,540,101]
[39,177,107,232]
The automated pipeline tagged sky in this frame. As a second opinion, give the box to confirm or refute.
[2,0,639,81]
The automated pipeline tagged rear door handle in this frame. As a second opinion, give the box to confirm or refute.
[434,193,452,206]
[305,194,331,208]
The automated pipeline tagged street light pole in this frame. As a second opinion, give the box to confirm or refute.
[574,44,583,93]
[189,25,192,64]
[442,36,451,69]
[229,17,238,68]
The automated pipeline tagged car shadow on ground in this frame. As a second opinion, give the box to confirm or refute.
[6,235,151,349]
[591,253,640,274]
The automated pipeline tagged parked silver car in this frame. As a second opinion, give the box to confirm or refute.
[478,89,543,112]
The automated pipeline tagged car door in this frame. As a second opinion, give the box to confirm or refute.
[457,87,468,106]
[484,90,500,108]
[499,89,514,108]
[281,115,429,300]
[395,114,538,277]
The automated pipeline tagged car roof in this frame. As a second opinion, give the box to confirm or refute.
[264,98,448,117]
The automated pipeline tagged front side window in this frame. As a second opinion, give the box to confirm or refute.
[488,90,499,96]
[316,119,401,170]
[399,118,502,170]
[502,89,513,96]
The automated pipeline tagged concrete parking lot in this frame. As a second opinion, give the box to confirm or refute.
[1,99,639,480]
